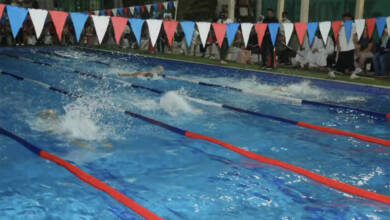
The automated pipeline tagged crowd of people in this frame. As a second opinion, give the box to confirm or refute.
[0,7,389,79]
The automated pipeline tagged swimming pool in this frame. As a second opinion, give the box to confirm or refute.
[1,46,390,219]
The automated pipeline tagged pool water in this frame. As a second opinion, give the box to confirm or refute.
[1,47,390,219]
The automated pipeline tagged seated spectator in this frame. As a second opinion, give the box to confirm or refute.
[238,44,252,64]
[373,30,390,77]
[355,28,374,73]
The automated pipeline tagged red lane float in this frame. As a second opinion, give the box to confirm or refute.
[387,114,390,119]
[297,122,390,147]
[185,131,390,204]
[40,151,164,220]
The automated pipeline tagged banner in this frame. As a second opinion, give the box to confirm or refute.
[295,22,307,45]
[6,5,28,38]
[112,16,129,44]
[227,23,240,47]
[255,23,267,47]
[0,4,4,19]
[49,10,69,41]
[92,15,110,44]
[344,20,353,43]
[282,23,294,45]
[241,23,253,47]
[331,21,342,41]
[70,12,89,42]
[28,9,48,39]
[197,22,211,47]
[212,23,227,48]
[147,19,163,47]
[268,23,280,46]
[180,21,195,47]
[355,19,365,41]
[319,21,331,45]
[376,17,386,38]
[129,18,145,45]
[366,18,376,39]
[163,20,179,46]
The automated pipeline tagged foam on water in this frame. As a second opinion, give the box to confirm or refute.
[159,91,202,116]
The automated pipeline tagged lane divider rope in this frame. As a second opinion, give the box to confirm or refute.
[0,127,163,220]
[1,52,390,147]
[37,50,110,66]
[2,74,388,205]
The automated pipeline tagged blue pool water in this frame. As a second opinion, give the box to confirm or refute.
[1,47,390,219]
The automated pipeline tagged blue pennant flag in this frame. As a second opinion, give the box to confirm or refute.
[169,1,174,9]
[344,20,353,42]
[307,22,318,46]
[376,17,386,38]
[180,21,195,47]
[100,9,106,15]
[153,3,159,10]
[129,18,145,45]
[268,23,280,46]
[136,6,141,14]
[6,5,28,38]
[118,8,124,16]
[227,23,240,47]
[70,12,89,43]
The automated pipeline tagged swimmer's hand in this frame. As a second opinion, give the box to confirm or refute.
[72,140,96,151]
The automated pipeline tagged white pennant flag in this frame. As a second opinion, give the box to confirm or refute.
[355,19,365,41]
[92,15,110,44]
[240,23,253,47]
[197,22,211,47]
[174,1,178,8]
[129,7,135,15]
[319,21,331,45]
[112,8,118,16]
[163,2,169,9]
[94,10,99,15]
[28,8,48,39]
[282,23,294,45]
[146,4,152,13]
[387,17,390,36]
[147,19,162,47]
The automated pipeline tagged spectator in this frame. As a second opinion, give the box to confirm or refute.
[281,11,291,23]
[329,12,358,79]
[355,28,374,73]
[238,43,252,64]
[373,30,390,76]
[262,8,279,68]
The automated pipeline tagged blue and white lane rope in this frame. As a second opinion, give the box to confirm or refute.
[2,75,390,205]
[1,54,390,147]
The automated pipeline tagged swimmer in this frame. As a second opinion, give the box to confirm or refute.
[39,109,113,150]
[118,66,164,78]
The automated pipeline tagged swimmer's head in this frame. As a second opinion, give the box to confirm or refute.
[39,109,58,120]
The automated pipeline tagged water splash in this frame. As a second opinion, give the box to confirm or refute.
[159,91,202,116]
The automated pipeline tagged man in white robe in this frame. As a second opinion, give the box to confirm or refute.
[292,36,334,68]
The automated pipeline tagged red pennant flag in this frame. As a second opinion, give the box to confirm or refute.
[0,4,5,19]
[332,20,342,41]
[212,23,227,48]
[88,11,93,15]
[124,7,129,17]
[255,23,267,47]
[294,22,307,45]
[158,3,163,10]
[141,6,145,13]
[49,10,69,41]
[112,17,128,44]
[106,9,112,16]
[163,20,179,47]
[366,18,376,39]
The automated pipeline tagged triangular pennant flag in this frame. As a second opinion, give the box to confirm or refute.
[124,7,129,16]
[146,19,163,47]
[88,12,93,15]
[118,8,124,16]
[163,2,169,9]
[226,23,240,47]
[0,4,5,20]
[294,22,307,45]
[307,22,318,46]
[241,23,253,47]
[366,18,376,39]
[344,20,353,42]
[255,23,267,47]
[197,22,211,47]
[282,23,294,45]
[142,6,146,13]
[70,12,89,42]
[136,6,141,14]
[100,10,106,15]
[319,21,331,45]
[129,18,145,45]
[332,20,342,41]
[28,8,48,39]
[106,9,112,16]
[158,3,163,10]
[153,3,159,10]
[94,10,99,15]
[387,17,390,36]
[181,21,195,47]
[49,10,68,41]
[376,17,386,37]
[145,4,152,13]
[112,16,128,44]
[174,1,178,8]
[6,5,28,38]
[169,1,174,9]
[92,15,110,44]
[268,23,280,46]
[112,8,118,16]
[212,23,227,48]
[355,19,365,40]
[129,7,134,15]
[163,20,179,47]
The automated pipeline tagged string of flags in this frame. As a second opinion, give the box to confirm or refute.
[1,3,390,49]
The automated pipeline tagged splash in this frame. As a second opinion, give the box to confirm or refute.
[159,91,202,116]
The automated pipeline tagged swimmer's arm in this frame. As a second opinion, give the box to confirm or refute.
[101,140,113,148]
[118,72,148,77]
[153,66,165,75]
[72,140,96,151]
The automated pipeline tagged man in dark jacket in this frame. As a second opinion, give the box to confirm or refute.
[262,8,279,68]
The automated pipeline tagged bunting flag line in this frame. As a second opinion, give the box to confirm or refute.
[118,8,124,16]
[70,12,89,42]
[129,7,135,15]
[136,6,141,14]
[6,5,28,38]
[129,18,145,45]
[307,22,318,46]
[92,15,110,44]
[0,4,4,19]
[112,8,118,16]
[344,20,353,43]
[28,8,48,39]
[355,19,366,41]
[366,18,376,39]
[49,10,69,41]
[376,17,386,38]
[255,23,267,47]
[112,16,129,44]
[100,9,106,16]
[106,9,112,16]
[163,2,169,9]
[332,21,342,41]
[94,10,99,15]
[146,4,152,13]
[147,19,163,47]
[153,3,159,11]
[180,21,195,47]
[241,23,253,47]
[163,20,179,46]
[283,23,294,45]
[197,22,211,47]
[268,23,280,46]
[319,21,331,45]
[212,23,227,48]
[227,23,240,47]
[387,17,390,36]
[295,22,307,45]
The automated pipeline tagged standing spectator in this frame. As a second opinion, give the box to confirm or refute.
[373,30,390,76]
[355,28,374,73]
[329,12,358,79]
[281,11,291,23]
[262,8,279,68]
